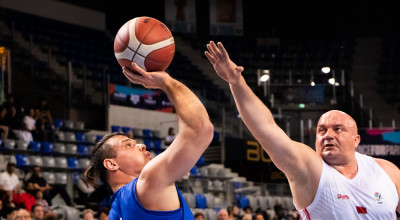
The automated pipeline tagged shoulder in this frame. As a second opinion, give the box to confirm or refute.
[374,158,400,184]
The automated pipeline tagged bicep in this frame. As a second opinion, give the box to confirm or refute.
[256,124,320,180]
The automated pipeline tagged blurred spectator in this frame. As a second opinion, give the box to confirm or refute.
[96,206,110,220]
[9,106,33,143]
[255,212,265,220]
[194,212,205,220]
[1,205,15,220]
[290,210,300,219]
[217,209,229,220]
[14,208,31,220]
[164,127,176,147]
[273,204,288,220]
[243,205,252,214]
[0,162,20,195]
[0,107,9,139]
[26,166,51,204]
[23,107,45,142]
[241,214,252,220]
[82,209,95,220]
[26,166,72,206]
[43,213,57,220]
[30,204,44,220]
[0,94,23,120]
[35,97,54,131]
[227,204,241,220]
[34,191,50,214]
[76,173,95,208]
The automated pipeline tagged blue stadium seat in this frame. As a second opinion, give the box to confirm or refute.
[142,129,153,138]
[75,132,86,142]
[42,142,54,153]
[196,155,205,166]
[29,141,41,151]
[53,118,63,129]
[67,158,78,168]
[77,145,88,154]
[238,195,250,208]
[153,140,162,150]
[195,194,207,209]
[121,126,131,134]
[96,135,103,142]
[144,139,153,148]
[111,125,121,133]
[15,154,29,166]
[190,166,198,176]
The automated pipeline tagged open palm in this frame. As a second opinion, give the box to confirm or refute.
[204,41,244,85]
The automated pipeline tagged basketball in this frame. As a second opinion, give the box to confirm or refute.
[114,17,175,72]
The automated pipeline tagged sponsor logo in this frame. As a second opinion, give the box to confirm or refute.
[337,194,349,200]
[374,192,384,205]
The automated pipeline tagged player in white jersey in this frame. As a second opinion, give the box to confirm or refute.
[205,41,400,219]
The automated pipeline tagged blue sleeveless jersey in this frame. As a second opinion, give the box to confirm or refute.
[109,177,194,220]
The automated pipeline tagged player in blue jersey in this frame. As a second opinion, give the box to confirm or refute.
[85,62,214,219]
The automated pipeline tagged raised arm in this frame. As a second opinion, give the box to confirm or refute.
[205,41,321,189]
[122,62,213,203]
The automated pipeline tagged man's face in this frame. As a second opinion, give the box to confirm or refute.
[217,210,228,220]
[315,110,360,164]
[14,209,31,220]
[6,165,15,173]
[33,167,41,176]
[32,206,44,219]
[106,135,152,177]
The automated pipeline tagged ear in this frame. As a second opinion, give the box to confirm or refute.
[354,134,361,149]
[103,159,119,171]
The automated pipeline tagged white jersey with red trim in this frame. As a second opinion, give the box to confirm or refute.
[296,152,398,220]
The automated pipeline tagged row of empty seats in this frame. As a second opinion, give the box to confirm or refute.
[15,154,90,169]
[1,139,92,155]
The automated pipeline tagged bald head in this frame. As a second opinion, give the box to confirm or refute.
[318,110,358,135]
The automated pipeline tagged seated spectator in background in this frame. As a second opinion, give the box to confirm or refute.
[194,212,205,220]
[34,191,50,214]
[43,213,57,220]
[1,205,15,220]
[273,204,288,220]
[76,173,95,208]
[0,107,9,139]
[227,204,241,220]
[8,106,33,143]
[217,209,229,220]
[26,166,51,204]
[30,204,44,220]
[23,107,45,142]
[255,212,265,220]
[82,209,95,220]
[243,205,252,215]
[164,127,176,147]
[26,166,73,206]
[0,162,20,197]
[35,97,54,131]
[241,214,252,220]
[13,208,31,220]
[96,206,110,220]
[0,94,23,121]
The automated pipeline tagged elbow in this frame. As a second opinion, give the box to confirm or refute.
[197,120,214,143]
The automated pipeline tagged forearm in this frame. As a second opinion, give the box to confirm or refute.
[162,76,212,133]
[230,76,276,139]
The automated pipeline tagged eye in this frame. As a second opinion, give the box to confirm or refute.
[318,127,326,134]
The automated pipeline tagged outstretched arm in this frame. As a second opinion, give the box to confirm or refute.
[122,62,214,208]
[205,42,321,206]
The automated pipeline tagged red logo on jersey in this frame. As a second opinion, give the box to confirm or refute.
[356,206,367,214]
[337,194,349,200]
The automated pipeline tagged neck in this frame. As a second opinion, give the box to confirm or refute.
[108,172,136,193]
[329,158,358,179]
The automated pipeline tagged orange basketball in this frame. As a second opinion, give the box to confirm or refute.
[114,17,175,72]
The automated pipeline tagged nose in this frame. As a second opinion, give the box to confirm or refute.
[137,144,146,151]
[324,128,334,140]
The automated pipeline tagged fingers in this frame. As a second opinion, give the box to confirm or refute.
[122,67,144,84]
[217,42,228,58]
[206,41,220,57]
[204,51,216,64]
[129,62,147,76]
